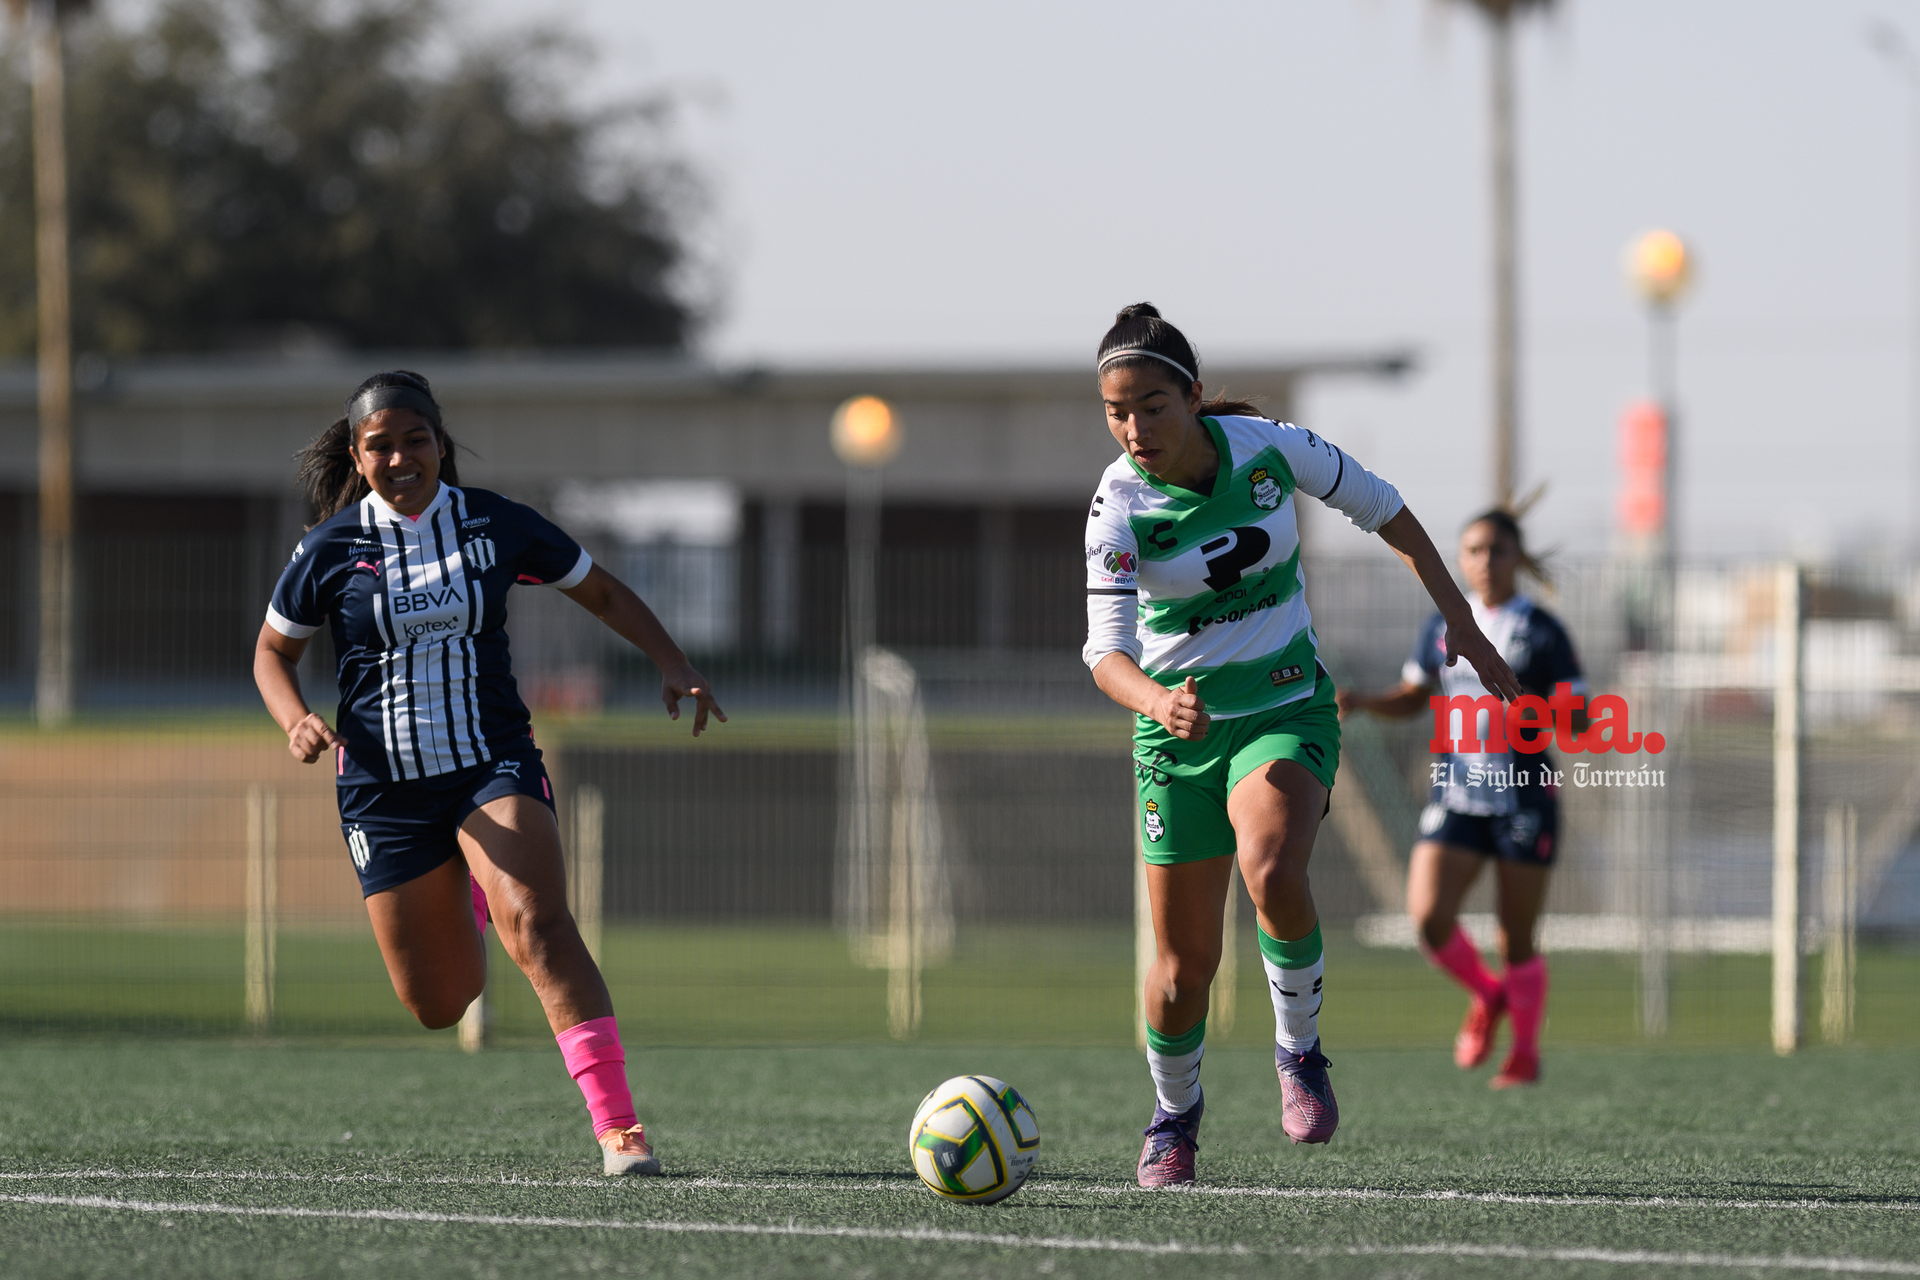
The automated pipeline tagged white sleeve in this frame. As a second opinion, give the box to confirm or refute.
[1272,423,1404,533]
[1082,479,1143,670]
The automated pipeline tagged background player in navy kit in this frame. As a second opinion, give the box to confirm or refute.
[253,371,724,1175]
[1338,510,1584,1088]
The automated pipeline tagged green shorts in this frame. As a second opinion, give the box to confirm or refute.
[1133,671,1341,866]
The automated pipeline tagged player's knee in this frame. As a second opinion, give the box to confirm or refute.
[1157,949,1220,1002]
[1242,849,1311,912]
[403,982,481,1030]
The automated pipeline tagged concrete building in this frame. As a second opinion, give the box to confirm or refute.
[0,350,1411,697]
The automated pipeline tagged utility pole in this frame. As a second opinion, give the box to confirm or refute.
[9,0,79,725]
[1454,0,1553,510]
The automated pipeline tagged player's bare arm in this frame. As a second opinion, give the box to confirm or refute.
[1335,679,1431,721]
[560,564,727,735]
[1092,654,1210,741]
[252,621,339,762]
[1376,506,1522,702]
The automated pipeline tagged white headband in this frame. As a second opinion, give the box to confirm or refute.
[1097,347,1196,383]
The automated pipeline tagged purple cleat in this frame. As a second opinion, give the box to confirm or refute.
[1135,1093,1203,1188]
[1276,1039,1339,1144]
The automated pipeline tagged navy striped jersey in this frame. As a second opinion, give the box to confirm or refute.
[266,484,592,785]
[1403,594,1586,814]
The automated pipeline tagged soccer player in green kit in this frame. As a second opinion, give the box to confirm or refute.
[1081,304,1521,1186]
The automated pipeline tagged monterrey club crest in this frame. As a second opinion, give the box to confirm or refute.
[465,536,497,573]
[1249,467,1282,511]
[1143,798,1165,843]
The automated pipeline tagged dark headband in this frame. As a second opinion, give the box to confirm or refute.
[347,384,440,429]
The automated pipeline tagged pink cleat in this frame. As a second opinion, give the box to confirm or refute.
[1135,1095,1203,1188]
[1490,1051,1540,1090]
[1276,1040,1339,1144]
[1455,990,1506,1070]
[598,1123,662,1176]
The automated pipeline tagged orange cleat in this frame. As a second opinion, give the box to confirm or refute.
[598,1123,662,1176]
[1489,1051,1539,1090]
[1454,990,1507,1070]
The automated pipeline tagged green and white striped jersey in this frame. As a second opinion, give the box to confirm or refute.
[1083,415,1403,720]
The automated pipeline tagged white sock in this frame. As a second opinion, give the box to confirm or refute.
[1146,1042,1205,1114]
[1262,953,1324,1053]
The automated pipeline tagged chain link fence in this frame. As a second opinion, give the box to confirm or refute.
[1,529,1913,1047]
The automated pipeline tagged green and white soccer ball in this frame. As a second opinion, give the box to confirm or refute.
[908,1074,1040,1205]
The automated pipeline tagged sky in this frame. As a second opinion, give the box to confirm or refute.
[460,2,1914,557]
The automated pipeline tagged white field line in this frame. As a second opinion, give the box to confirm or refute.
[0,1168,1915,1214]
[3,1192,1919,1275]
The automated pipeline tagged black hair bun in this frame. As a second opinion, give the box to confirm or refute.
[390,369,434,396]
[1115,302,1161,323]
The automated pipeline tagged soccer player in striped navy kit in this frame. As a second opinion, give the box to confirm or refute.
[1339,510,1586,1088]
[253,371,724,1176]
[1082,305,1521,1187]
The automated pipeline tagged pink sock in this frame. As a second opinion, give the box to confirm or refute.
[555,1016,637,1139]
[1422,924,1503,1003]
[1505,955,1548,1058]
[470,875,489,937]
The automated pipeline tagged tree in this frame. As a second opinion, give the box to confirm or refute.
[0,0,703,354]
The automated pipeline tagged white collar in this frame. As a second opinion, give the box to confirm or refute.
[363,481,451,526]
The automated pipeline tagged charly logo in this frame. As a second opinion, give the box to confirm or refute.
[1143,798,1165,843]
[1249,466,1282,511]
[465,536,497,573]
[346,826,372,871]
[1104,549,1137,575]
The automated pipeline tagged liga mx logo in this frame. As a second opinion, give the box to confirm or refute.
[346,826,372,872]
[465,536,497,573]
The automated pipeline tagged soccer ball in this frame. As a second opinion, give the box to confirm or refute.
[908,1074,1040,1205]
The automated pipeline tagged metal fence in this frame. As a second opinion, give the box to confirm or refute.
[0,534,1914,1048]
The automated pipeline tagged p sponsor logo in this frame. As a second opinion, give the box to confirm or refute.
[346,826,372,872]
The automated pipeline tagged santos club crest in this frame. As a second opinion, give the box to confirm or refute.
[465,536,497,573]
[1249,467,1282,511]
[1143,798,1165,843]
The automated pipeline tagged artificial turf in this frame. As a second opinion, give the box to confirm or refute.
[8,921,1919,1051]
[0,1038,1916,1279]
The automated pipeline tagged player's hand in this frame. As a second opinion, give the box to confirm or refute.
[1444,622,1522,702]
[286,712,339,764]
[1334,689,1361,720]
[661,661,728,737]
[1157,676,1210,741]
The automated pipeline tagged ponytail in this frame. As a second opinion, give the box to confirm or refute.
[296,370,462,525]
[1096,301,1264,418]
[1466,507,1551,588]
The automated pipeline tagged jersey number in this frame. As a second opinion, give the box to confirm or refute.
[1200,527,1271,591]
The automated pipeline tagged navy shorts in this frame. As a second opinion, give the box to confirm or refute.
[1418,794,1559,867]
[337,743,555,896]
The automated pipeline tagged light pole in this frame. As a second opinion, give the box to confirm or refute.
[1623,229,1694,564]
[1619,227,1693,1040]
[1868,21,1920,551]
[832,392,900,944]
[1452,0,1555,509]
